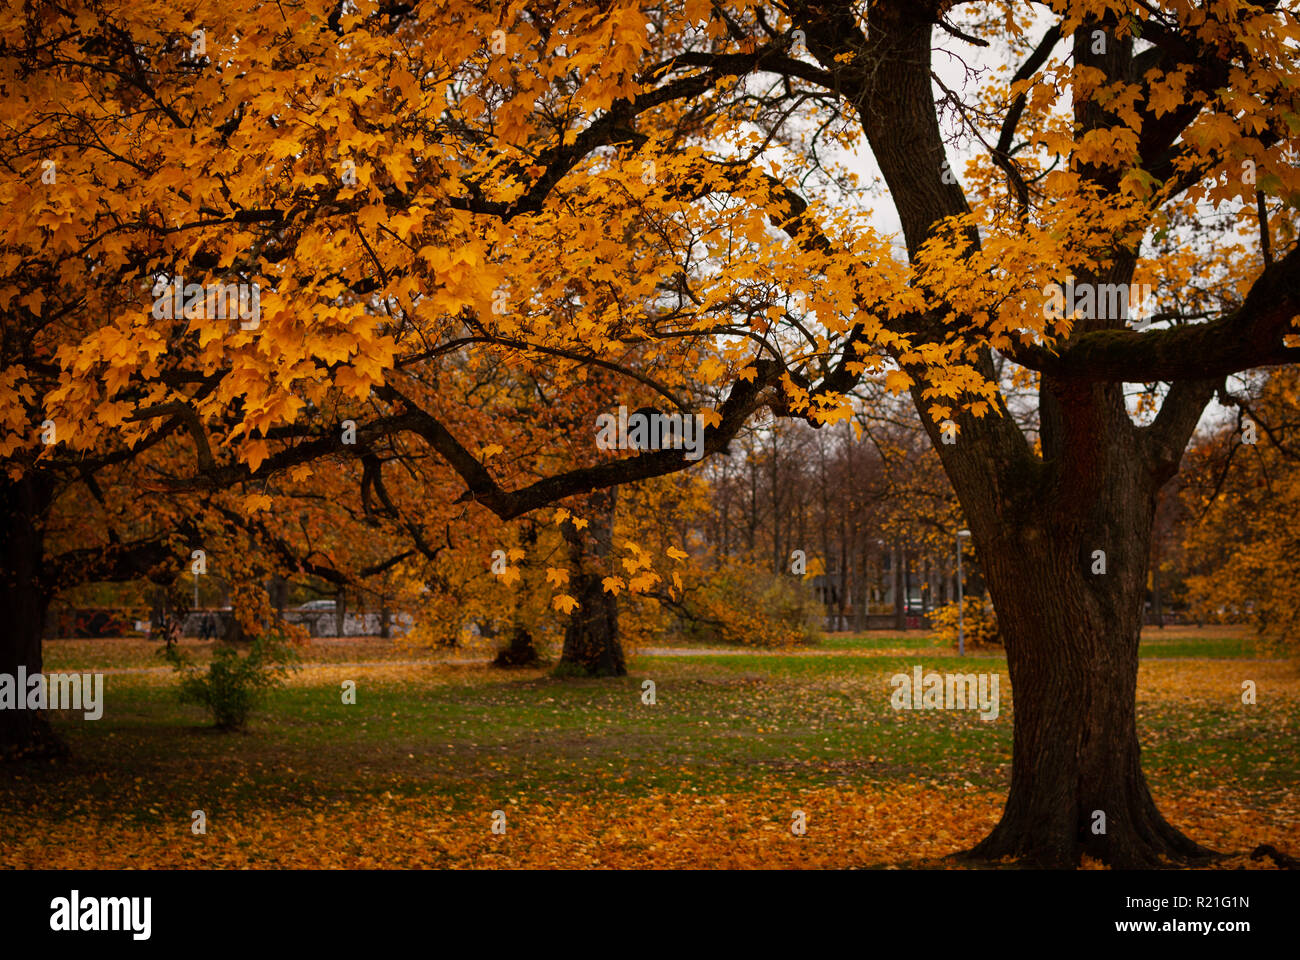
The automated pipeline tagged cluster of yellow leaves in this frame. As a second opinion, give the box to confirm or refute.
[929,598,1001,651]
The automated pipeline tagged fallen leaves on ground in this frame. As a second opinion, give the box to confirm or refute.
[2,783,1294,870]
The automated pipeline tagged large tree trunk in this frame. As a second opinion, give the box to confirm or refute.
[0,474,62,760]
[493,520,541,668]
[558,487,625,677]
[560,571,623,676]
[934,375,1216,868]
[222,609,249,643]
[967,468,1210,867]
[334,587,346,637]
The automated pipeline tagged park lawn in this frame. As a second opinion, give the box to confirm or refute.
[2,633,1296,869]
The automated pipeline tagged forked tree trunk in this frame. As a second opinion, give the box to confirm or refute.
[0,474,63,760]
[937,376,1216,868]
[558,487,625,677]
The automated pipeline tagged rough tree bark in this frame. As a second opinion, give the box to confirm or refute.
[333,587,346,638]
[956,378,1213,866]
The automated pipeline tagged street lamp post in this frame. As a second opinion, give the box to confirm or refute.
[956,529,971,657]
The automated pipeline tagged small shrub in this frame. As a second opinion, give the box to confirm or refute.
[163,632,298,730]
[672,563,822,647]
[929,597,1001,650]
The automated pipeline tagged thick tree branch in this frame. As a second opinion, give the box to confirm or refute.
[1006,245,1300,382]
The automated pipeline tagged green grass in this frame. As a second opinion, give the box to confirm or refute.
[817,627,1266,659]
[1136,634,1262,658]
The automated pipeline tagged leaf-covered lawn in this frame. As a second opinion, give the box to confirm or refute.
[3,633,1296,869]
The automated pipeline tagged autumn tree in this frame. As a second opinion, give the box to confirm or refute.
[4,0,1299,871]
[1180,367,1300,640]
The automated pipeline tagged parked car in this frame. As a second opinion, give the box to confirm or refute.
[287,600,413,637]
[294,599,336,637]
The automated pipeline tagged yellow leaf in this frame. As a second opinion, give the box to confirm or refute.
[885,369,914,394]
[552,594,579,614]
[628,571,661,592]
[697,357,725,382]
[243,440,270,472]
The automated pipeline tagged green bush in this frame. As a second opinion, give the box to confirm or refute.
[673,563,823,647]
[163,632,298,730]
